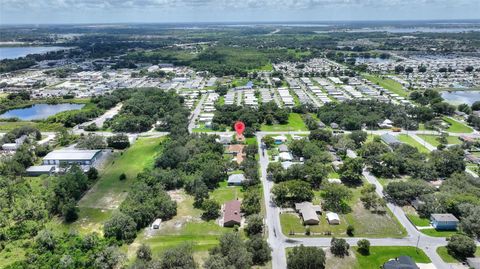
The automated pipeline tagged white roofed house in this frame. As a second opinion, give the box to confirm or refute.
[326,212,340,225]
[295,202,322,225]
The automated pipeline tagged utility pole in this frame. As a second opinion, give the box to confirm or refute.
[416,235,421,253]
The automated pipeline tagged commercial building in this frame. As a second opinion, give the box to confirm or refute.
[42,149,102,166]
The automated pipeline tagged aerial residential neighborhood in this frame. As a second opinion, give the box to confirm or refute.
[1,4,480,269]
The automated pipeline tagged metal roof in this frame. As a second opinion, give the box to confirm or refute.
[431,213,459,222]
[43,149,101,161]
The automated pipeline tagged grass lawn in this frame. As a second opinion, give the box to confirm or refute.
[406,214,431,227]
[0,121,63,131]
[363,74,409,98]
[397,134,430,153]
[443,117,473,133]
[192,123,215,132]
[417,134,461,147]
[78,137,165,210]
[260,113,307,131]
[437,246,480,263]
[210,181,244,204]
[354,246,431,268]
[420,228,459,237]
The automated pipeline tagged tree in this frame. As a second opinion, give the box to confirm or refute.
[446,234,476,260]
[384,180,434,205]
[201,199,220,221]
[287,245,325,269]
[86,167,99,180]
[160,243,197,269]
[346,225,355,236]
[136,244,152,261]
[321,183,353,213]
[119,173,127,181]
[262,136,275,149]
[429,146,465,178]
[205,232,252,269]
[309,129,332,143]
[272,180,314,207]
[472,101,480,111]
[76,134,107,149]
[246,236,271,265]
[62,199,79,223]
[339,158,363,186]
[458,205,480,239]
[245,214,264,237]
[107,134,130,149]
[330,237,350,257]
[357,239,370,255]
[349,130,367,148]
[103,212,137,243]
[458,103,472,115]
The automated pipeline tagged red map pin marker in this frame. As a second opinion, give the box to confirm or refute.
[234,121,245,136]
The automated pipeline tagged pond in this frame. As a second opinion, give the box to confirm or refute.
[441,91,480,106]
[0,103,85,121]
[0,46,67,60]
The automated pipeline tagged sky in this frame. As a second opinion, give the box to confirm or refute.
[1,0,479,25]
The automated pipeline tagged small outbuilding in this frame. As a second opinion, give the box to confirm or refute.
[326,212,340,225]
[223,200,242,227]
[26,165,56,176]
[278,144,289,153]
[430,213,459,230]
[151,218,162,229]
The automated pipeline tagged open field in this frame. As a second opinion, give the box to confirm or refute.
[78,137,165,210]
[0,121,63,131]
[260,113,307,131]
[363,74,409,97]
[397,134,430,153]
[443,117,473,133]
[417,134,462,147]
[436,246,480,263]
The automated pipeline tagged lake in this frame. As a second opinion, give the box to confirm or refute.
[441,91,480,105]
[0,46,67,60]
[0,103,85,121]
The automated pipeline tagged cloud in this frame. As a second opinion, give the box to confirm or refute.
[2,0,478,11]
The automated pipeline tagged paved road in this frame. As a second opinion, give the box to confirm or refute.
[256,132,457,269]
[187,94,207,133]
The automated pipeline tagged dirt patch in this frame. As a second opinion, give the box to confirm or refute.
[325,249,358,269]
[168,190,186,203]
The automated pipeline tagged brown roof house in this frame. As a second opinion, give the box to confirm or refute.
[223,200,242,227]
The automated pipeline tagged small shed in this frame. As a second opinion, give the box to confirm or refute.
[430,213,459,230]
[227,173,246,186]
[326,212,340,225]
[151,218,162,229]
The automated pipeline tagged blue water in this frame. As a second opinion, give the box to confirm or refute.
[0,47,66,60]
[441,91,480,106]
[0,103,85,120]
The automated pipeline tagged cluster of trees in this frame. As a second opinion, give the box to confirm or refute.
[0,91,32,114]
[409,89,455,116]
[203,231,271,269]
[360,138,465,180]
[6,231,124,268]
[317,100,435,131]
[130,243,197,268]
[287,245,326,269]
[213,102,289,134]
[105,88,189,135]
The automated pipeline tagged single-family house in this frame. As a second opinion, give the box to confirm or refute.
[295,202,322,225]
[430,213,459,230]
[281,161,294,170]
[279,152,293,161]
[217,134,233,144]
[223,200,242,227]
[381,133,402,147]
[227,173,246,186]
[326,212,340,225]
[1,135,27,151]
[382,256,419,269]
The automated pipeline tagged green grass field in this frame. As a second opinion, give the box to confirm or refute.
[406,214,431,227]
[420,228,459,237]
[363,74,409,98]
[355,246,431,268]
[210,181,244,204]
[417,134,461,147]
[436,246,480,263]
[397,134,430,153]
[260,113,307,131]
[78,137,165,210]
[443,117,473,133]
[0,121,63,131]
